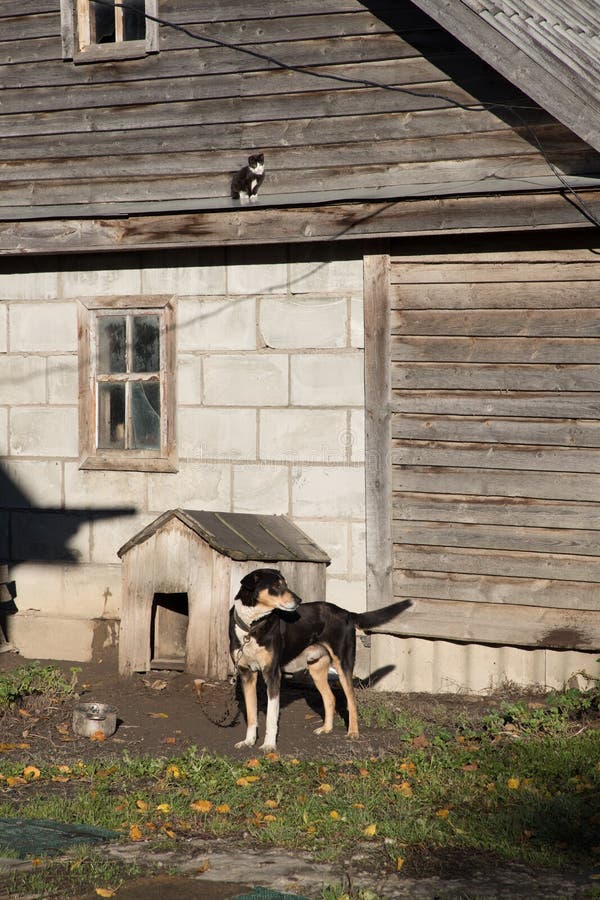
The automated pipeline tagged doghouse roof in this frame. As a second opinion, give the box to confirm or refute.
[117,509,330,564]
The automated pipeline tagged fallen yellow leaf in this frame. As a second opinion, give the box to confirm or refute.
[95,889,117,898]
[135,800,148,811]
[215,804,230,814]
[196,861,211,874]
[190,799,212,813]
[247,758,261,768]
[364,824,377,837]
[155,803,170,814]
[436,808,450,818]
[90,730,106,742]
[23,765,41,780]
[317,783,333,794]
[397,857,405,872]
[166,765,181,779]
[148,712,169,719]
[394,781,413,798]
[507,777,521,790]
[129,824,143,842]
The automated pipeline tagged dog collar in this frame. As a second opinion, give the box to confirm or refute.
[233,607,273,634]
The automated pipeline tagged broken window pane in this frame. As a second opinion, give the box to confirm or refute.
[124,0,146,40]
[98,317,126,374]
[132,315,160,373]
[97,383,125,449]
[131,381,160,449]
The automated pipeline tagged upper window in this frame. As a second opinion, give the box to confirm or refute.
[61,0,159,62]
[78,297,176,472]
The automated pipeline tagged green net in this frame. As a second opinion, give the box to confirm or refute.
[0,817,119,858]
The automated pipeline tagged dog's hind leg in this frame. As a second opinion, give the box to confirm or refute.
[261,667,281,752]
[235,668,259,749]
[307,654,336,735]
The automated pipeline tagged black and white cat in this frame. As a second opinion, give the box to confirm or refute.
[230,153,265,203]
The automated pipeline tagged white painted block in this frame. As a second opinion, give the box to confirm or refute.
[260,409,347,462]
[227,245,287,294]
[10,302,77,352]
[296,519,348,575]
[47,355,79,404]
[0,270,59,300]
[10,407,78,458]
[232,464,288,514]
[291,465,365,518]
[178,408,256,460]
[260,296,347,349]
[178,297,256,351]
[148,462,230,512]
[351,522,366,577]
[141,248,226,295]
[0,304,6,353]
[64,462,146,509]
[92,511,155,564]
[177,355,203,405]
[350,409,365,462]
[10,611,96,662]
[61,264,141,297]
[351,297,364,348]
[325,577,367,614]
[2,459,62,507]
[0,408,7,456]
[291,353,364,406]
[204,354,288,406]
[12,509,90,564]
[289,245,363,293]
[0,356,46,404]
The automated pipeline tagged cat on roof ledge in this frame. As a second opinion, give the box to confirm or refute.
[231,153,265,203]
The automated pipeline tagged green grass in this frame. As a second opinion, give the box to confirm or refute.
[0,661,79,710]
[1,682,599,897]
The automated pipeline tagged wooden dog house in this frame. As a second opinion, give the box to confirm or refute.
[117,509,330,678]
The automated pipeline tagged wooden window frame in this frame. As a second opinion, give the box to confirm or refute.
[78,296,177,473]
[60,0,159,63]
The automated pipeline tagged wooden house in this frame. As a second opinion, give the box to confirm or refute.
[1,0,599,690]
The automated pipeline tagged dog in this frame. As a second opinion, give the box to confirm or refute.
[229,568,413,751]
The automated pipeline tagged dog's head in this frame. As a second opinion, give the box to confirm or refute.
[235,568,300,612]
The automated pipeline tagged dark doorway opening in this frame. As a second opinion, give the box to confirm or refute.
[150,592,188,670]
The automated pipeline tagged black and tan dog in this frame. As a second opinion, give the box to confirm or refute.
[230,568,412,751]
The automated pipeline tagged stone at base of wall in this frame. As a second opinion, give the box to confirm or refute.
[8,612,119,663]
[370,633,600,694]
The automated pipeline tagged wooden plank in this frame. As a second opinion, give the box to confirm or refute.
[391,337,600,364]
[390,261,600,283]
[393,568,600,612]
[393,543,600,584]
[3,190,600,256]
[368,595,600,650]
[392,390,600,418]
[391,307,600,336]
[391,413,600,446]
[364,246,393,611]
[393,491,600,531]
[390,280,600,309]
[393,519,600,558]
[392,362,600,391]
[392,440,600,473]
[392,465,600,502]
[392,246,600,264]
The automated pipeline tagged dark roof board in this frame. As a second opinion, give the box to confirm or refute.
[117,509,330,564]
[410,0,600,154]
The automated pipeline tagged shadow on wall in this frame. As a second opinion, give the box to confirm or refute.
[0,462,135,649]
[363,0,600,170]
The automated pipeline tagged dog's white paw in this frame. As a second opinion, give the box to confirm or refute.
[235,738,257,749]
[313,725,333,735]
[260,742,277,753]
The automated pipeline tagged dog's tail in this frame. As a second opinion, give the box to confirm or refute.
[354,599,413,633]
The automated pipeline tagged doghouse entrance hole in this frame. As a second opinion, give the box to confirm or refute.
[151,592,188,670]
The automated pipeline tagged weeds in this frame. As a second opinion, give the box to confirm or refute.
[0,662,79,710]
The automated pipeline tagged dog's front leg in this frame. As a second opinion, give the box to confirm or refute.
[235,668,259,749]
[261,667,281,752]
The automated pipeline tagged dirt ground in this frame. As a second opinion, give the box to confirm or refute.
[0,648,504,763]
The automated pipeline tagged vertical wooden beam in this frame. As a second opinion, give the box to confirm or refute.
[363,243,392,612]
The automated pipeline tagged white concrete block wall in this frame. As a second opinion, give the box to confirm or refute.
[0,244,367,660]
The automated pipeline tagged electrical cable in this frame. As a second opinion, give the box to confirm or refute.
[88,0,600,227]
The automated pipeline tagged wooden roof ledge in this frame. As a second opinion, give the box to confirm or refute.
[117,509,330,565]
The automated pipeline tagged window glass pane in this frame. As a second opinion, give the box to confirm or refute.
[94,0,116,43]
[98,316,126,373]
[131,381,160,449]
[97,383,125,449]
[124,0,146,40]
[132,315,160,373]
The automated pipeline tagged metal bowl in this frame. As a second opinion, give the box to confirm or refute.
[72,701,117,738]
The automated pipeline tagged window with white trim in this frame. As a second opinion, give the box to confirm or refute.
[61,0,159,62]
[79,298,176,472]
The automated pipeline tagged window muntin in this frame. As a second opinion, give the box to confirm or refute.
[60,0,158,61]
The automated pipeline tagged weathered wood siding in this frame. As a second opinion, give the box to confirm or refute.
[1,0,599,217]
[387,237,600,651]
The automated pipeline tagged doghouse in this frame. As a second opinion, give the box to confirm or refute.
[117,509,330,678]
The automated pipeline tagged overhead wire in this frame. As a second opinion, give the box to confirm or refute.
[89,0,600,227]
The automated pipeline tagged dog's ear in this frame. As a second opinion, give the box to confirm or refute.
[235,568,282,606]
